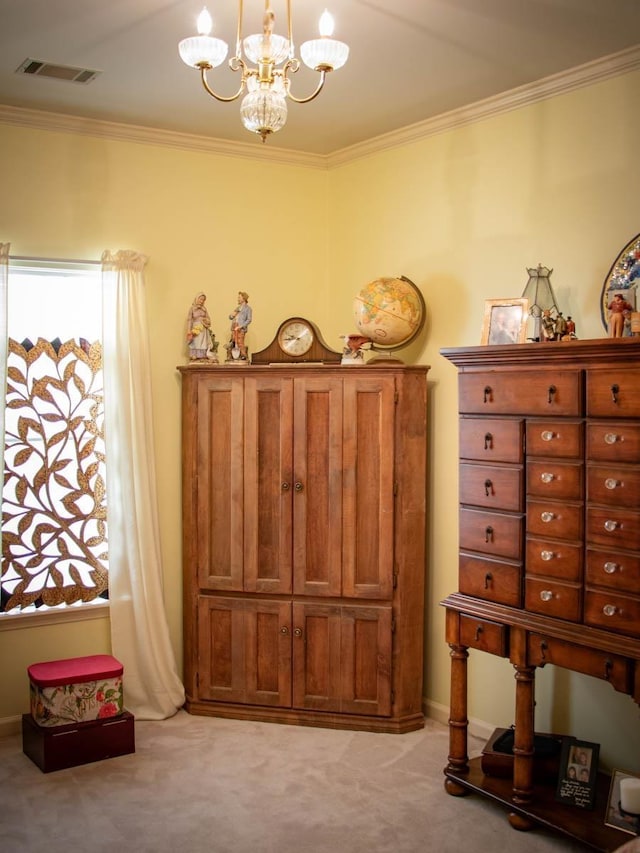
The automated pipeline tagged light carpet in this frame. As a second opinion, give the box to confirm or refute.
[0,711,598,852]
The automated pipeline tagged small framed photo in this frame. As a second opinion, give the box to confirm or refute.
[555,738,599,810]
[481,298,529,345]
[605,769,640,835]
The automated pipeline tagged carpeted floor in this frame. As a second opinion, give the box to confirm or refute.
[0,711,602,852]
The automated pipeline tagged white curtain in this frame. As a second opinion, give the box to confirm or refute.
[101,249,184,719]
[0,244,8,545]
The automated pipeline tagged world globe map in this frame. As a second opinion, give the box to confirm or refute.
[353,276,425,350]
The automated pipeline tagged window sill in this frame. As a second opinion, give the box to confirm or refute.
[0,602,110,631]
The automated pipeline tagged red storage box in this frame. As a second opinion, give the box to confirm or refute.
[22,710,135,772]
[28,655,124,727]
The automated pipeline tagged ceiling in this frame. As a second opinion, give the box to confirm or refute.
[1,0,639,156]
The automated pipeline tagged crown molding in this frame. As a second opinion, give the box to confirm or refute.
[326,44,640,168]
[0,104,327,170]
[1,44,638,170]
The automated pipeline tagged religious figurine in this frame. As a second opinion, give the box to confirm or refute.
[186,292,218,362]
[540,309,557,342]
[607,292,634,337]
[225,291,252,361]
[340,333,372,365]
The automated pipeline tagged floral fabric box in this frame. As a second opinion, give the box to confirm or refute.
[28,654,124,727]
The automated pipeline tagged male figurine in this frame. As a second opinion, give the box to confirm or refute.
[607,292,633,338]
[226,291,252,360]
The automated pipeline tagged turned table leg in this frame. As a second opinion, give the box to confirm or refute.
[445,639,470,795]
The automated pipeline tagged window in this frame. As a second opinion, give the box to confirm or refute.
[1,261,109,615]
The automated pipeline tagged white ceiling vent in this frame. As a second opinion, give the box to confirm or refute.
[16,58,100,84]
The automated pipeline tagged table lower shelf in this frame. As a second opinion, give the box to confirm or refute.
[444,758,635,852]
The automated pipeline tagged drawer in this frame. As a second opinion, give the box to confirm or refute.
[526,537,582,582]
[459,463,523,511]
[459,417,524,463]
[460,614,508,656]
[526,460,583,501]
[584,589,640,638]
[587,422,640,463]
[587,369,640,418]
[459,507,523,560]
[587,464,640,509]
[586,548,640,592]
[459,552,522,607]
[527,499,583,541]
[587,506,640,551]
[527,633,632,692]
[459,371,581,416]
[526,419,583,459]
[525,578,581,621]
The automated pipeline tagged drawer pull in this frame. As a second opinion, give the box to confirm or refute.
[604,519,619,532]
[280,626,289,635]
[604,433,620,445]
[540,472,555,483]
[484,479,493,497]
[541,511,556,523]
[602,604,618,617]
[604,659,612,681]
[484,572,493,590]
[485,525,494,543]
[474,626,484,641]
[281,482,290,491]
[604,561,619,574]
[540,589,554,602]
[605,478,620,490]
[294,482,304,492]
[484,432,493,450]
[541,430,556,441]
[483,386,492,403]
[611,383,619,404]
[293,627,303,637]
[541,550,555,561]
[539,640,548,662]
[548,385,556,404]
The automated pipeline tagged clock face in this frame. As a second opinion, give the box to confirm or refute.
[277,319,315,356]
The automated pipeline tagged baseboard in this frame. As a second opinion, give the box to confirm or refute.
[0,715,23,738]
[423,698,495,745]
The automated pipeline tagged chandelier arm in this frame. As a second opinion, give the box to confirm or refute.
[285,68,328,104]
[200,65,245,103]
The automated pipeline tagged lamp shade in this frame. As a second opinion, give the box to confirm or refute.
[179,35,228,68]
[300,38,349,70]
[243,33,290,65]
[240,89,288,136]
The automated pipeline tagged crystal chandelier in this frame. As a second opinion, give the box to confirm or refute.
[178,2,349,143]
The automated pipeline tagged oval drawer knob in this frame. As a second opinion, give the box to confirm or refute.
[540,472,555,483]
[604,433,620,445]
[604,561,619,574]
[541,550,555,561]
[605,478,620,490]
[540,511,556,523]
[602,604,618,617]
[540,590,554,602]
[541,430,556,441]
[293,627,303,637]
[604,519,619,532]
[280,626,289,635]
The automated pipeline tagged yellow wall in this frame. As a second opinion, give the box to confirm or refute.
[1,67,639,770]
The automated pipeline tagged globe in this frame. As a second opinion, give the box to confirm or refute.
[353,276,425,355]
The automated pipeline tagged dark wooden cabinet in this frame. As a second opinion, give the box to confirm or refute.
[179,364,428,732]
[441,338,640,851]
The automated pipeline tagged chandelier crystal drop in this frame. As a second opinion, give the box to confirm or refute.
[178,1,349,143]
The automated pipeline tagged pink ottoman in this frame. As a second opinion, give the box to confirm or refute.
[28,654,124,727]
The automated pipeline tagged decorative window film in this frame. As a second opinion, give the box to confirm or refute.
[1,261,109,614]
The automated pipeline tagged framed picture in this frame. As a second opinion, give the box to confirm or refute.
[481,298,529,345]
[606,769,640,835]
[555,738,599,810]
[600,231,640,334]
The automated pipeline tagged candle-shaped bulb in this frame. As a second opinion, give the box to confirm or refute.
[197,7,213,35]
[318,9,334,37]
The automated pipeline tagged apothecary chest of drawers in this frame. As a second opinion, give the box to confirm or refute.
[440,338,640,850]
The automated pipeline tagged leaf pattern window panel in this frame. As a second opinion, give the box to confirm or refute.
[2,335,109,612]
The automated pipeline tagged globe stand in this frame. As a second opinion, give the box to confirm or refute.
[367,346,405,365]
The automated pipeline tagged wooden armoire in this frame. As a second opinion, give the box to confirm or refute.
[178,363,428,732]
